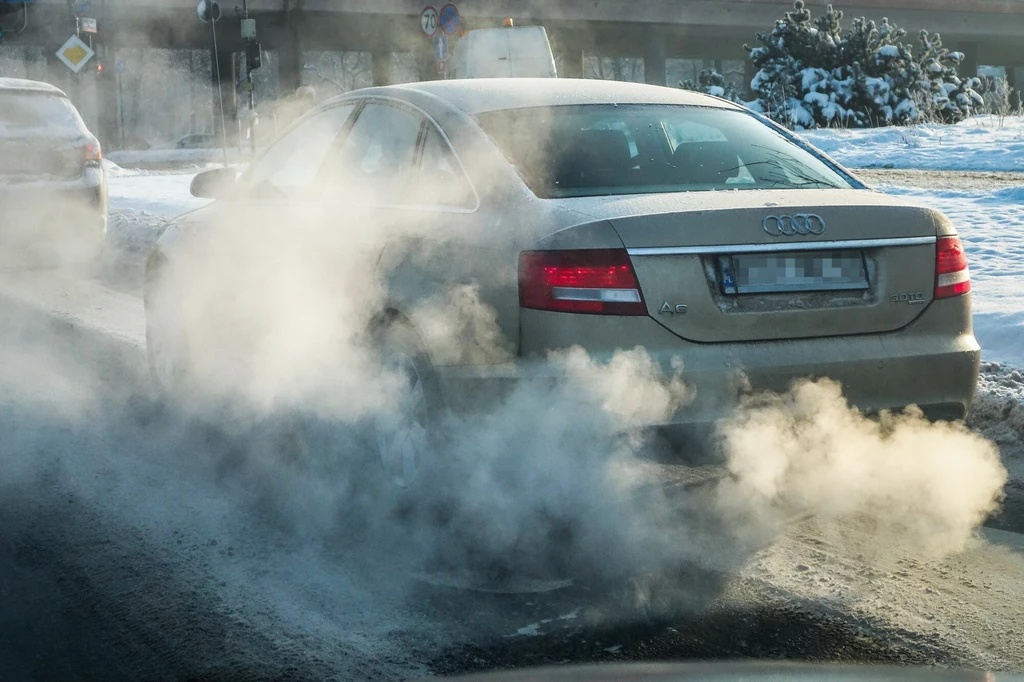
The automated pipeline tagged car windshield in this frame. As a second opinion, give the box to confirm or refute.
[0,92,87,132]
[475,104,852,198]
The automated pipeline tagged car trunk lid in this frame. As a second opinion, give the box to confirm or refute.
[0,132,89,180]
[561,189,942,343]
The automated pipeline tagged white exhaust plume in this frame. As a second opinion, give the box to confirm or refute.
[145,202,1008,598]
[715,379,1007,558]
[0,55,1010,667]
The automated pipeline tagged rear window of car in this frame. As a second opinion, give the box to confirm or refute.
[0,92,88,132]
[474,104,852,198]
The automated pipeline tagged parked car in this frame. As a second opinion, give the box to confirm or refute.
[0,77,107,264]
[164,133,217,150]
[145,78,979,486]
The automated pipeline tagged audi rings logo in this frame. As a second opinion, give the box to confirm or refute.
[762,214,826,237]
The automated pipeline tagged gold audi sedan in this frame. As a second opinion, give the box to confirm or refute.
[146,79,978,478]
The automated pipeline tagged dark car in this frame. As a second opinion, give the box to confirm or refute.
[0,77,107,265]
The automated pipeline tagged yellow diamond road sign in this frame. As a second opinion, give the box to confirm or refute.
[56,35,95,73]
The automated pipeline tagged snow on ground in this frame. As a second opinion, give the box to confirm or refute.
[104,163,209,254]
[106,147,252,171]
[799,116,1024,172]
[105,162,208,217]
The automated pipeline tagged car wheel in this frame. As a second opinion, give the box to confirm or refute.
[373,319,446,491]
[252,319,448,492]
[145,304,188,400]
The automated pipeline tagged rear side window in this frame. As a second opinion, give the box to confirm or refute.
[0,93,87,133]
[475,104,851,198]
[411,126,476,209]
[330,101,423,205]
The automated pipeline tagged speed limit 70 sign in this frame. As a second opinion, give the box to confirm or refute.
[420,6,438,37]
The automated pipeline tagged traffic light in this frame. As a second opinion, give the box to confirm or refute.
[245,41,262,71]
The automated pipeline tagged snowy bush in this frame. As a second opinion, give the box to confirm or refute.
[975,75,1022,116]
[679,69,743,103]
[741,1,983,129]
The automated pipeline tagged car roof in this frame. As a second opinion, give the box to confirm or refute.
[353,78,739,115]
[0,77,67,97]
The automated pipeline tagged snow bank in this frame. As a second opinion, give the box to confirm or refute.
[106,148,250,171]
[105,172,210,254]
[799,116,1024,172]
[107,172,208,219]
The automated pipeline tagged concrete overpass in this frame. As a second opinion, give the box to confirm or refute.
[2,0,1022,146]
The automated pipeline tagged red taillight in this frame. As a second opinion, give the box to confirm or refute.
[82,140,102,165]
[935,236,971,299]
[518,249,647,315]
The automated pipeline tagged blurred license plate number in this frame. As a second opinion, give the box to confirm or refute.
[719,251,868,294]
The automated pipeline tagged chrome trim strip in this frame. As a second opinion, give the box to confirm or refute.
[626,236,937,256]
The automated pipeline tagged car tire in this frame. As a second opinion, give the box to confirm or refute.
[144,294,191,404]
[371,317,447,494]
[243,317,449,495]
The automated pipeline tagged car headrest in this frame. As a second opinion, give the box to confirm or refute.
[672,140,740,185]
[553,128,633,189]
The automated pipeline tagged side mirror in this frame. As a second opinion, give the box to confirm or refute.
[190,167,237,199]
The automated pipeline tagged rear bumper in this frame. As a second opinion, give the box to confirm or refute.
[433,297,980,425]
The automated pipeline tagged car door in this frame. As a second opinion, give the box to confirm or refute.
[390,121,514,362]
[315,99,430,296]
[316,98,494,357]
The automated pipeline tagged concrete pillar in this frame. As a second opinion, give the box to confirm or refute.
[94,45,120,149]
[548,30,583,79]
[559,50,584,79]
[371,52,391,86]
[211,44,237,146]
[1009,67,1024,110]
[414,43,441,81]
[643,24,666,86]
[277,25,303,93]
[958,42,979,79]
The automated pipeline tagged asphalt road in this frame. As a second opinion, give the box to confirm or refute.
[1,259,1023,680]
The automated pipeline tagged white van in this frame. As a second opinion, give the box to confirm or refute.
[450,26,557,79]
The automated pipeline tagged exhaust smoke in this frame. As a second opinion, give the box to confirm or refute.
[0,42,1011,676]
[140,204,1008,606]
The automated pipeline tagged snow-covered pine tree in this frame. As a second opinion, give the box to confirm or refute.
[742,0,819,128]
[734,1,982,129]
[916,31,984,123]
[679,69,742,102]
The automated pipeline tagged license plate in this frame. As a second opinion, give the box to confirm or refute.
[718,250,868,295]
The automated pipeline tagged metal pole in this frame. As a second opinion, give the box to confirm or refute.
[117,70,124,149]
[210,13,230,167]
[242,0,256,155]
